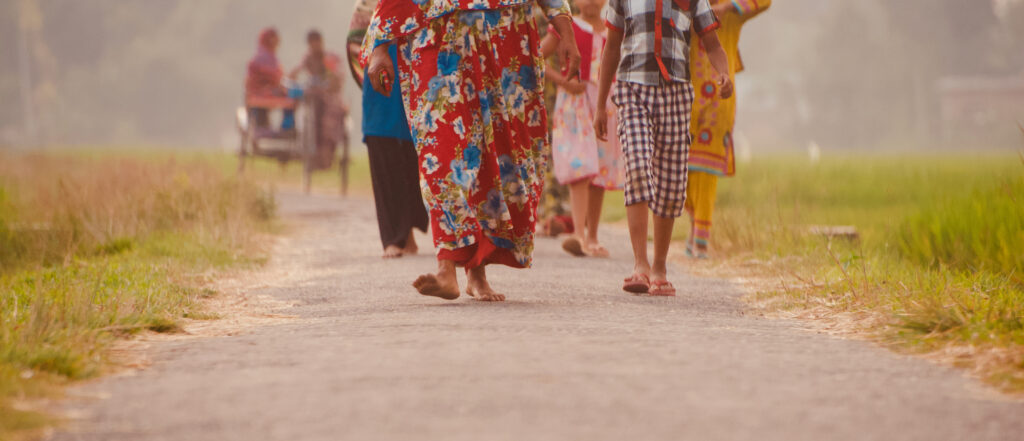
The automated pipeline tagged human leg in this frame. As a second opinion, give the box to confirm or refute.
[581,185,609,257]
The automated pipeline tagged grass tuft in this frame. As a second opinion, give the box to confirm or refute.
[0,150,276,439]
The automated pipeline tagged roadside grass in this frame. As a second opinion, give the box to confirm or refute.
[604,154,1024,392]
[44,146,373,197]
[0,151,278,439]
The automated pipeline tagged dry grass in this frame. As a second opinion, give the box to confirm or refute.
[0,151,277,438]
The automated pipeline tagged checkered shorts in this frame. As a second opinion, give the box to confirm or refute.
[612,81,694,218]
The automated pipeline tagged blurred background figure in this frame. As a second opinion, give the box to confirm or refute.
[543,0,623,259]
[246,28,293,131]
[685,0,770,260]
[348,0,428,259]
[289,29,350,171]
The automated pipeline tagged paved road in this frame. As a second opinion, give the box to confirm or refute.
[53,192,1024,441]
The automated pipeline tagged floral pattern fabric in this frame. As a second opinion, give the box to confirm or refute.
[360,0,571,66]
[688,0,770,177]
[396,5,553,268]
[551,19,624,189]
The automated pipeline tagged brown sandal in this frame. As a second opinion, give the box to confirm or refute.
[562,237,586,257]
[622,273,650,294]
[650,280,677,297]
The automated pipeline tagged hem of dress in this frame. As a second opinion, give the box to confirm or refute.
[686,165,731,177]
[436,232,527,270]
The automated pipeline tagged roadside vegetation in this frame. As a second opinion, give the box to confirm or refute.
[0,151,278,440]
[605,153,1024,393]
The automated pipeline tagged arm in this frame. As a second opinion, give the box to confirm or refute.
[699,31,733,99]
[288,64,304,81]
[548,15,581,81]
[593,26,623,142]
[540,32,559,59]
[541,29,586,94]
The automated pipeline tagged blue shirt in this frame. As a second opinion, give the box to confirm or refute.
[361,44,413,142]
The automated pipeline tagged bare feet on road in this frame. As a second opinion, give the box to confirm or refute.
[465,265,505,302]
[413,260,460,300]
[383,245,403,259]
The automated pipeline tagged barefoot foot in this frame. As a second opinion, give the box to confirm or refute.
[402,230,419,256]
[466,266,505,302]
[583,239,610,258]
[412,261,460,300]
[383,245,403,259]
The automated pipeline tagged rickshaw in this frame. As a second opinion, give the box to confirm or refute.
[236,82,351,195]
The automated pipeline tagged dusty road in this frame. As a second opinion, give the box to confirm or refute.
[53,192,1024,441]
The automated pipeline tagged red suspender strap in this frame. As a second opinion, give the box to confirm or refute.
[654,0,671,82]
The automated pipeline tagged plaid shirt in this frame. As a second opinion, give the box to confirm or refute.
[605,0,719,86]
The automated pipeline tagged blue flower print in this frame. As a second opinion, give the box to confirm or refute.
[571,158,583,169]
[483,188,505,219]
[479,90,492,126]
[483,10,501,29]
[450,159,472,190]
[501,68,519,97]
[441,208,459,234]
[490,236,515,250]
[498,155,516,181]
[426,76,445,101]
[518,65,537,91]
[438,50,461,76]
[464,144,482,171]
[460,11,484,27]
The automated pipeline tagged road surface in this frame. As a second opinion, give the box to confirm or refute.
[52,192,1024,441]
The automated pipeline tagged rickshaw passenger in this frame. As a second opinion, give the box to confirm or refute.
[289,30,348,169]
[246,27,293,130]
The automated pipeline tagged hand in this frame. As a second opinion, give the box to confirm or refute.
[593,106,609,142]
[716,73,733,99]
[564,79,587,95]
[368,44,395,95]
[551,16,581,81]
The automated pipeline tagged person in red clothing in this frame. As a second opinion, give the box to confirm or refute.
[363,0,581,302]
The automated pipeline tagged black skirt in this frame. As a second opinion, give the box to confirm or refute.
[365,136,429,249]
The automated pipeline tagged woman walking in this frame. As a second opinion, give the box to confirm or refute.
[350,0,429,259]
[685,0,770,259]
[362,0,580,301]
[543,0,623,258]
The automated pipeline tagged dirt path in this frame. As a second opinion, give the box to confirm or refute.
[51,191,1024,441]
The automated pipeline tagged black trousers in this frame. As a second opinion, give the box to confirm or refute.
[365,136,429,249]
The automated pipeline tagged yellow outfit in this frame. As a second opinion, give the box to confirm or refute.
[686,0,770,249]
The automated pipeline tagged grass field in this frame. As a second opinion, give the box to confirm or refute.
[604,153,1024,392]
[0,150,296,440]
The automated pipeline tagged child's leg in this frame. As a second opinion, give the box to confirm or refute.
[561,180,591,257]
[648,82,696,282]
[613,82,657,276]
[568,180,591,241]
[584,185,606,251]
[626,202,651,276]
[651,214,676,282]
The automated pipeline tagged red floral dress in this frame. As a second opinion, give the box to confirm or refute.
[361,0,571,269]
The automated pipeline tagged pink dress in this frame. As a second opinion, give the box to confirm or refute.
[551,18,624,190]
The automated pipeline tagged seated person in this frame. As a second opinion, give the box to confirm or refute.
[246,27,294,130]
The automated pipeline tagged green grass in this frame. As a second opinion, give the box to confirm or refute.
[0,150,278,439]
[603,153,1024,392]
